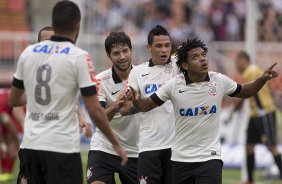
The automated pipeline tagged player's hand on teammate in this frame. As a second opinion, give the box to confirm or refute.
[126,86,140,102]
[112,142,128,166]
[262,63,279,81]
[79,119,93,139]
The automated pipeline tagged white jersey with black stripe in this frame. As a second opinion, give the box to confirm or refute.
[128,56,179,153]
[154,71,240,162]
[13,38,96,153]
[90,67,139,157]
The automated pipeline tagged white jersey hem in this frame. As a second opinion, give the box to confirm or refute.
[139,145,172,153]
[90,147,138,158]
[21,145,80,154]
[171,156,221,163]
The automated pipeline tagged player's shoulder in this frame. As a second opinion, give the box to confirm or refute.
[95,68,112,81]
[21,42,38,55]
[208,71,225,80]
[170,55,177,63]
[132,62,149,70]
[208,71,220,76]
[72,45,88,54]
[130,62,149,74]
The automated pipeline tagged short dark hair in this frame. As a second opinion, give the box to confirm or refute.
[236,51,250,63]
[147,25,170,45]
[176,38,208,73]
[52,1,81,34]
[105,31,132,55]
[38,26,53,42]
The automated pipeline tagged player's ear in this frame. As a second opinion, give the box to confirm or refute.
[182,61,188,70]
[146,44,151,53]
[76,22,80,30]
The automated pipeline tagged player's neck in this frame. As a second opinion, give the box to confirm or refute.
[151,58,167,66]
[187,72,207,83]
[53,32,77,44]
[114,66,131,81]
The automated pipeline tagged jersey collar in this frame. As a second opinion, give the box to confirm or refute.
[184,71,210,84]
[50,36,74,44]
[111,66,133,84]
[112,67,122,84]
[148,57,172,67]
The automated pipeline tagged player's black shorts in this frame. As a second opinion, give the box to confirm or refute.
[17,148,83,184]
[138,148,172,184]
[172,159,223,184]
[87,150,138,184]
[247,111,276,145]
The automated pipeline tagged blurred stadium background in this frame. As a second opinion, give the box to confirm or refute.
[0,0,282,183]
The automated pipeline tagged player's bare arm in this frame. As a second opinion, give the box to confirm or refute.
[82,94,128,166]
[235,63,279,98]
[119,100,139,116]
[104,90,127,121]
[12,106,25,128]
[126,87,158,112]
[8,86,26,107]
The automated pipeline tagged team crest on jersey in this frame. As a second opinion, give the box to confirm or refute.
[19,176,28,184]
[139,176,148,184]
[102,75,110,81]
[206,82,218,96]
[86,167,93,180]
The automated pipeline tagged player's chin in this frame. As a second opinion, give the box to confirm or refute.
[200,66,208,72]
[118,64,130,71]
[200,69,208,75]
[159,56,169,62]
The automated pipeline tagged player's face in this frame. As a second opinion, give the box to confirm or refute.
[109,44,132,72]
[39,30,54,42]
[184,47,208,74]
[147,35,171,65]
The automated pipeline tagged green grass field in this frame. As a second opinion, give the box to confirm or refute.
[2,151,280,184]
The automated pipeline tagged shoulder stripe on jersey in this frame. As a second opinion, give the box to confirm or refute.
[80,85,97,96]
[12,77,24,89]
[99,101,106,108]
[229,84,242,97]
[150,93,165,106]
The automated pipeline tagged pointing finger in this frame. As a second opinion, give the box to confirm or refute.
[268,63,277,70]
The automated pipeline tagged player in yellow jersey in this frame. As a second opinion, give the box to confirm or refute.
[233,51,282,184]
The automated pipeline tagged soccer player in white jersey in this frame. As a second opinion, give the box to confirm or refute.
[127,25,179,184]
[86,31,139,184]
[8,1,127,184]
[126,38,279,184]
[13,25,93,138]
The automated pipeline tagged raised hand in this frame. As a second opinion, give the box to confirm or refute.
[262,63,279,80]
[126,86,140,102]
